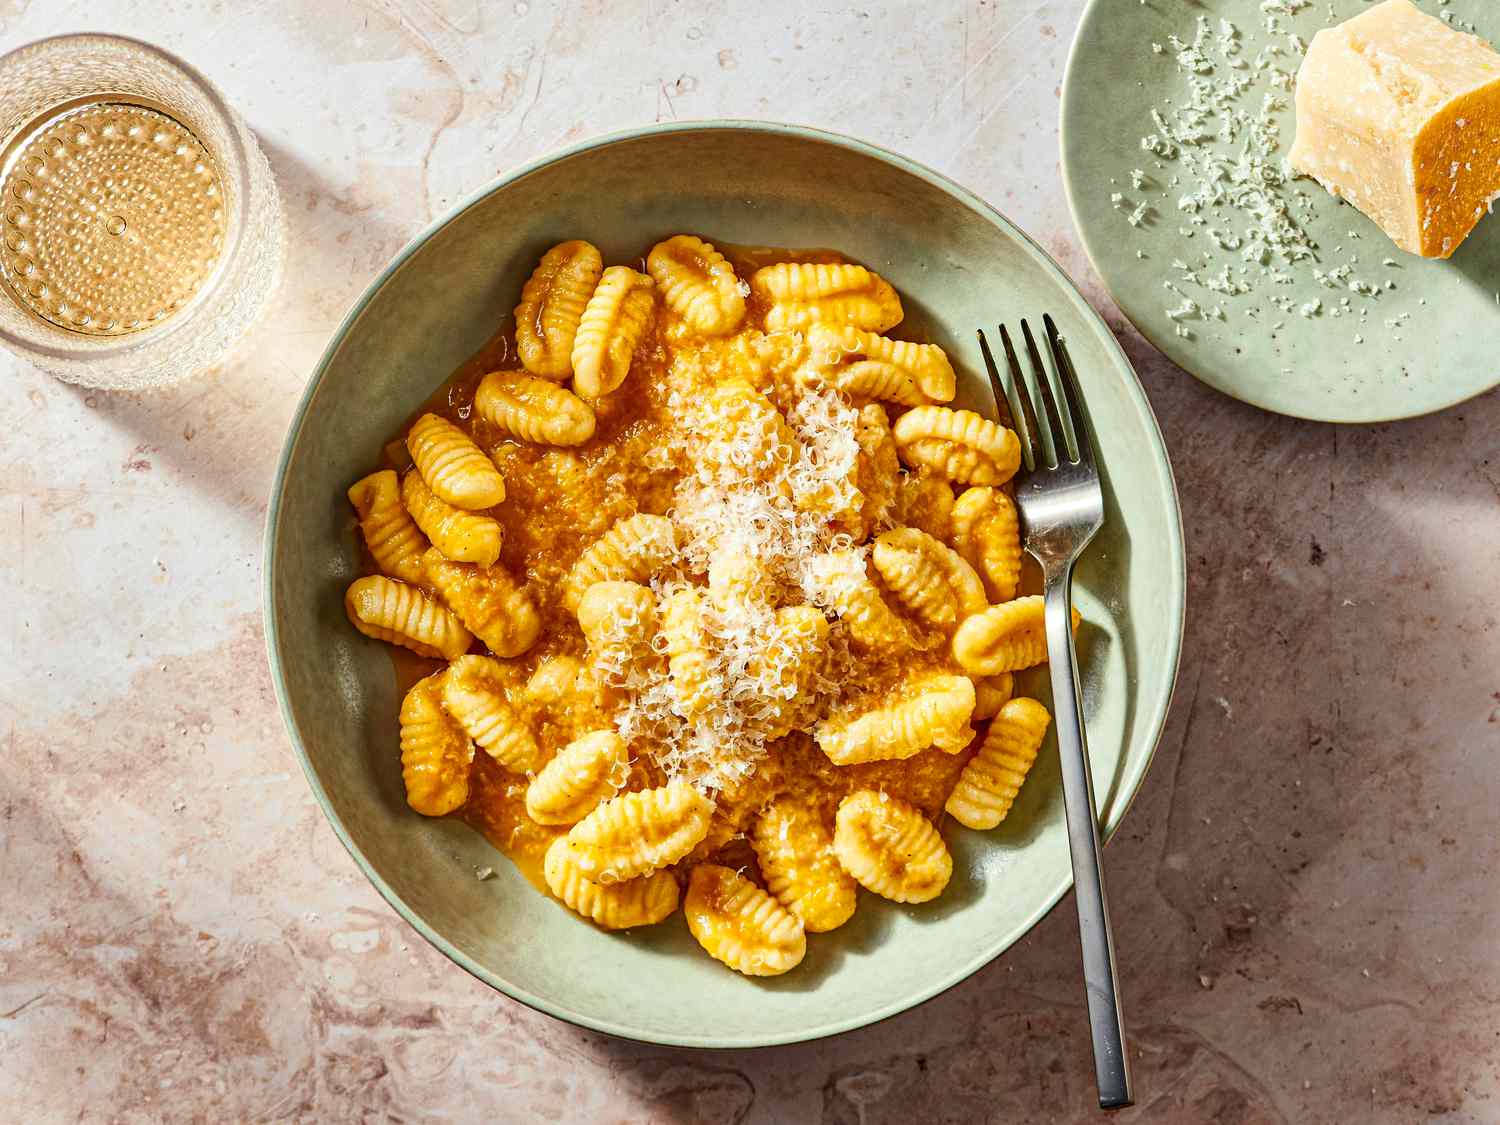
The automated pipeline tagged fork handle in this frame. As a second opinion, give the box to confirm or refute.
[1044,571,1133,1110]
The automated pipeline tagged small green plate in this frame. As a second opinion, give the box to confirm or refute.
[264,122,1185,1047]
[1062,0,1500,422]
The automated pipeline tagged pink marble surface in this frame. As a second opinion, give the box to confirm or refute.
[3,1,1499,1121]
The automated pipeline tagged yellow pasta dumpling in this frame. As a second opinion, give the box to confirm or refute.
[647,234,746,336]
[804,323,956,404]
[577,580,658,685]
[440,654,542,774]
[347,469,429,584]
[561,513,679,613]
[951,486,1023,604]
[971,672,1015,720]
[816,673,975,765]
[696,377,797,488]
[685,864,807,977]
[946,697,1050,830]
[706,550,775,615]
[801,549,912,654]
[571,265,656,399]
[406,412,507,510]
[560,780,715,883]
[399,674,475,816]
[515,239,603,379]
[345,574,472,660]
[892,407,1022,487]
[400,470,502,567]
[526,730,630,826]
[750,798,858,933]
[833,790,952,903]
[422,549,541,658]
[543,835,679,930]
[751,261,902,333]
[872,527,960,628]
[474,369,597,447]
[660,586,717,722]
[752,605,831,740]
[951,595,1079,677]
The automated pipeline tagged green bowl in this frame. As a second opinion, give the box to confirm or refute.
[264,122,1186,1048]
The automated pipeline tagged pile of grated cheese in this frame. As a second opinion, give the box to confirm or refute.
[1120,0,1417,347]
[600,346,876,793]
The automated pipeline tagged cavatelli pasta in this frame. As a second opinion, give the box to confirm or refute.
[344,574,472,660]
[406,412,507,509]
[946,697,1050,830]
[400,470,503,567]
[399,673,475,816]
[474,369,597,447]
[892,407,1022,487]
[751,261,902,333]
[422,549,540,658]
[441,654,542,773]
[515,240,603,379]
[833,790,952,903]
[647,234,746,335]
[685,864,807,976]
[571,266,655,399]
[347,469,428,583]
[544,835,679,929]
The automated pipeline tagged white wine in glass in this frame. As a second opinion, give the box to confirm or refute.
[0,35,283,390]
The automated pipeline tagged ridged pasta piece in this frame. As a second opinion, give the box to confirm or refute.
[805,323,956,403]
[399,673,475,815]
[952,486,1023,603]
[526,730,630,825]
[833,790,952,903]
[872,527,960,628]
[474,369,597,447]
[440,654,542,773]
[892,407,1022,487]
[660,586,716,721]
[543,835,679,930]
[946,697,1051,830]
[515,239,603,379]
[347,470,429,584]
[697,377,797,487]
[750,798,858,933]
[577,580,659,686]
[400,470,502,567]
[571,266,656,399]
[801,549,912,654]
[951,595,1080,676]
[646,234,746,335]
[406,412,507,509]
[422,549,540,658]
[685,864,807,976]
[759,605,831,739]
[524,655,608,734]
[706,550,774,615]
[751,261,902,333]
[560,781,715,883]
[971,672,1015,720]
[562,513,678,612]
[345,575,472,660]
[815,673,976,765]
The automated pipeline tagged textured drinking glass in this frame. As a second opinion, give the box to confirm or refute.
[0,34,284,390]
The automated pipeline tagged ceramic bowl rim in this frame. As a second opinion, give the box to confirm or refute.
[262,118,1187,1048]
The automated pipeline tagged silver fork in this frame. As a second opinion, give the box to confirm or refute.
[978,316,1133,1111]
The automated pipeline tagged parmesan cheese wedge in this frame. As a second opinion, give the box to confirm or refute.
[1289,0,1500,258]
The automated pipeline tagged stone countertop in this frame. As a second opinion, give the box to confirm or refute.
[3,1,1497,1121]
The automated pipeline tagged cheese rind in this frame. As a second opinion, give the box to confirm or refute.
[1289,0,1500,258]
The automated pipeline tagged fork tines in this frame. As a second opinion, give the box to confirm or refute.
[978,315,1095,475]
